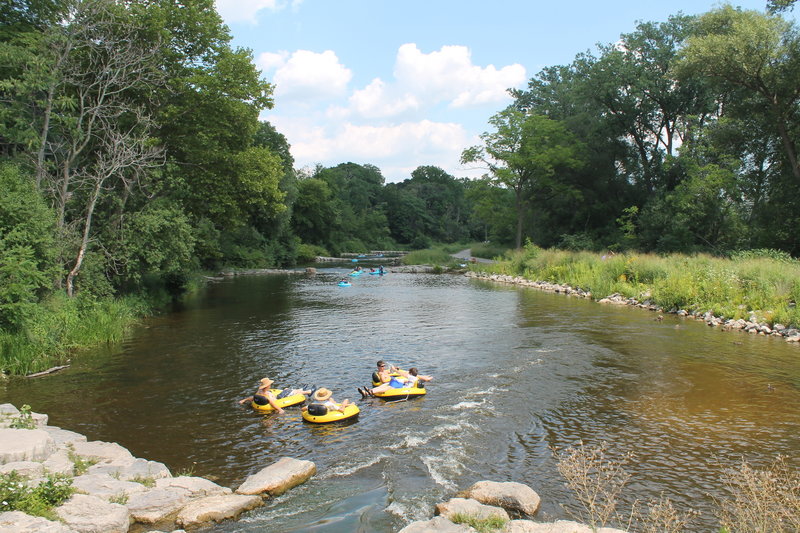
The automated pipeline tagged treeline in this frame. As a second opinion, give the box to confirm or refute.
[2,1,800,370]
[465,4,800,255]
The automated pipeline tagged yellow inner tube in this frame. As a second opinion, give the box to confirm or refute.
[373,385,426,398]
[301,403,360,423]
[250,388,307,412]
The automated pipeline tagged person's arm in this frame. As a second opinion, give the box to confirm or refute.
[417,374,432,382]
[267,392,285,414]
[338,399,350,411]
[239,396,254,405]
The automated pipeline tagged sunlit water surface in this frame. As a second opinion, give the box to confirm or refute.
[3,270,799,532]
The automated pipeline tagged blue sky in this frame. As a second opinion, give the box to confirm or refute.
[215,0,790,183]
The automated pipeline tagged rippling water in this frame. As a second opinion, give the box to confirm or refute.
[3,270,799,532]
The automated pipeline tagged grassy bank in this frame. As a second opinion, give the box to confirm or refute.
[473,244,800,328]
[0,293,149,376]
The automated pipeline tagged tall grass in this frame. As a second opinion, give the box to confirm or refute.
[0,293,148,375]
[473,248,800,328]
[402,247,461,268]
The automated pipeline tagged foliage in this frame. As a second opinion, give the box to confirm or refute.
[554,441,632,530]
[0,471,74,519]
[714,456,800,533]
[296,243,329,263]
[401,248,460,268]
[9,404,35,429]
[469,242,509,260]
[449,512,508,532]
[472,248,800,327]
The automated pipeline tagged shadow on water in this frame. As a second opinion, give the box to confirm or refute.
[2,270,799,532]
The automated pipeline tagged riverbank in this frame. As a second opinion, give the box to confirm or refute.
[465,270,800,343]
[468,246,800,334]
[0,403,315,532]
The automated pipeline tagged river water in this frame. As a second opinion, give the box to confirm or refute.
[2,269,799,532]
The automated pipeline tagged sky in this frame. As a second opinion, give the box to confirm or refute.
[214,0,788,183]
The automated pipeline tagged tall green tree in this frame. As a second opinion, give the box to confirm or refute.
[679,6,800,181]
[462,109,585,248]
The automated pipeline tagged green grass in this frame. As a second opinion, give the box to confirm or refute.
[402,247,462,268]
[472,246,800,328]
[449,512,508,532]
[0,472,74,520]
[0,293,149,375]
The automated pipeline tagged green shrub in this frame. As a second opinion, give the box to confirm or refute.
[9,404,35,429]
[0,472,74,519]
[296,243,329,262]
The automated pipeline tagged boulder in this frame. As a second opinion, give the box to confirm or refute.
[0,510,77,532]
[86,457,170,481]
[0,460,45,477]
[125,487,189,524]
[42,449,76,476]
[435,498,509,521]
[504,519,628,532]
[0,429,56,464]
[155,476,232,498]
[43,427,87,448]
[69,441,134,465]
[458,481,540,517]
[175,494,263,528]
[235,457,316,496]
[55,494,130,533]
[397,515,476,532]
[71,473,149,501]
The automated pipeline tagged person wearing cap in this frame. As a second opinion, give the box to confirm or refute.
[302,388,351,413]
[239,378,311,414]
[359,367,432,397]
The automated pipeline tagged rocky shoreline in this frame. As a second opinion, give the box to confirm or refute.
[0,403,315,532]
[1,403,628,532]
[465,271,800,343]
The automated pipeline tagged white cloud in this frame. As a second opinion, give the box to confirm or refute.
[258,50,352,102]
[215,0,298,24]
[348,78,420,119]
[393,43,526,108]
[269,116,478,181]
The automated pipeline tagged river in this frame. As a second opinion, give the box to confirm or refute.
[2,269,799,532]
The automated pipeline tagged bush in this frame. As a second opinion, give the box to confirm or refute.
[0,471,74,519]
[296,243,329,262]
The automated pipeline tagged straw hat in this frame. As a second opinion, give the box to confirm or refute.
[259,378,274,389]
[313,388,332,401]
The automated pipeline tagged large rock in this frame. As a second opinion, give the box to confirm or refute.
[0,460,45,477]
[55,494,130,533]
[435,498,509,521]
[458,481,540,517]
[175,494,263,528]
[155,476,232,498]
[0,510,77,533]
[42,449,75,476]
[125,487,189,524]
[235,457,316,496]
[43,427,87,448]
[86,457,171,481]
[71,473,149,501]
[504,519,628,532]
[69,441,134,465]
[397,515,476,532]
[0,429,56,464]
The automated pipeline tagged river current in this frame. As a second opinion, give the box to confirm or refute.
[3,269,799,532]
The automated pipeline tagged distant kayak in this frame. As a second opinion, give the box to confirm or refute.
[338,281,351,287]
[348,271,362,277]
